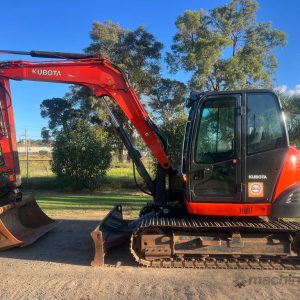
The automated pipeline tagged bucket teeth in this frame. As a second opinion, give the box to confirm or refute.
[0,198,59,250]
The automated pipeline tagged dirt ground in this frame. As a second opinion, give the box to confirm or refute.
[0,213,299,300]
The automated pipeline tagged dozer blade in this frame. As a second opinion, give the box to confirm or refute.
[90,205,132,267]
[0,198,59,250]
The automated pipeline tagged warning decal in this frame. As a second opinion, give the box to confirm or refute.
[248,182,264,198]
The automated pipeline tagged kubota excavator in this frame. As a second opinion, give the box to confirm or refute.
[0,50,299,270]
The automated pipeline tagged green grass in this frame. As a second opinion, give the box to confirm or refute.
[24,190,151,216]
[19,156,153,217]
[102,167,141,189]
[20,159,54,177]
[20,160,150,190]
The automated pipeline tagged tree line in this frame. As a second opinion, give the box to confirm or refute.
[39,0,298,190]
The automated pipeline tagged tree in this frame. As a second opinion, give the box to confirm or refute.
[40,21,188,167]
[148,78,188,122]
[51,120,112,190]
[40,90,105,137]
[161,111,187,168]
[85,20,163,96]
[40,97,75,135]
[61,20,165,162]
[142,78,188,168]
[41,127,51,144]
[167,0,287,91]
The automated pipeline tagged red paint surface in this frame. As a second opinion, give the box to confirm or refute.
[0,78,18,183]
[186,202,271,216]
[272,146,300,201]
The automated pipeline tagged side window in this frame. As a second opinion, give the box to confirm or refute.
[247,93,285,154]
[195,98,236,164]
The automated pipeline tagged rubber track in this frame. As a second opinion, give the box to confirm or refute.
[131,216,300,270]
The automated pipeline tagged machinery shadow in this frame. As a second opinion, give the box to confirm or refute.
[0,219,138,268]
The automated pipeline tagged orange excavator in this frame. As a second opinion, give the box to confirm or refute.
[0,50,299,269]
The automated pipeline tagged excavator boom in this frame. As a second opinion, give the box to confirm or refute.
[0,55,171,170]
[0,50,171,256]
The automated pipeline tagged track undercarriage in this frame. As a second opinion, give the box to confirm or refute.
[130,215,300,270]
[91,206,300,270]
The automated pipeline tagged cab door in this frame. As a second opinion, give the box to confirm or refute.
[188,94,242,203]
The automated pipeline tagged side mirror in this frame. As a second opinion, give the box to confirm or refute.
[185,91,204,108]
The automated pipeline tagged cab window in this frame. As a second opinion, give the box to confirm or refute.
[195,98,236,164]
[247,93,285,154]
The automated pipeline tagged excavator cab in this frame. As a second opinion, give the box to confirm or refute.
[183,90,295,216]
[183,90,300,219]
[0,77,59,250]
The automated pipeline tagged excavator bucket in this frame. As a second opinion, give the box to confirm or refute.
[90,205,132,267]
[0,197,59,250]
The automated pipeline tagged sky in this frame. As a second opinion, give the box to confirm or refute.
[1,0,300,140]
